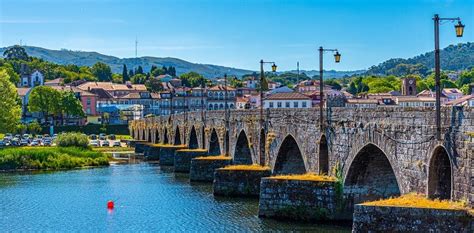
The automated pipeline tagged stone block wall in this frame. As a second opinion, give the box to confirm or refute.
[213,169,271,197]
[258,178,343,221]
[190,158,232,182]
[352,205,473,232]
[174,150,208,173]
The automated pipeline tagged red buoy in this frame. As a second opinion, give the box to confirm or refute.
[107,200,114,209]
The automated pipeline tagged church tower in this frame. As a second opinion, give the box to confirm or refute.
[401,77,417,96]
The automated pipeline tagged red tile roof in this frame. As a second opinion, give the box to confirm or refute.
[265,92,311,100]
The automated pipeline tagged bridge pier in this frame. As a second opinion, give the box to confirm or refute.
[213,166,271,197]
[174,149,208,173]
[159,145,188,166]
[258,175,349,221]
[189,156,232,182]
[144,144,162,161]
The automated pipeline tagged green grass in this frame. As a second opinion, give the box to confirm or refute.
[0,147,109,171]
[117,135,133,140]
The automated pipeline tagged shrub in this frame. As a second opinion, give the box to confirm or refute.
[56,132,89,148]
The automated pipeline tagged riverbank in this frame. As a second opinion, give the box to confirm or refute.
[0,147,109,172]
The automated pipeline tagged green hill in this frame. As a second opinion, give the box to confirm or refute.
[367,42,474,76]
[0,46,252,79]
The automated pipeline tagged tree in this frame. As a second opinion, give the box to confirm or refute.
[60,91,85,120]
[3,45,29,61]
[128,69,134,78]
[131,74,147,84]
[27,120,42,135]
[91,62,112,81]
[179,72,207,87]
[112,73,123,83]
[0,62,20,84]
[145,78,163,92]
[347,81,357,95]
[29,86,61,124]
[122,64,130,82]
[324,79,342,90]
[135,65,144,75]
[0,70,21,133]
[230,77,243,88]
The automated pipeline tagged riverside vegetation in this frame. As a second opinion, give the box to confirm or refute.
[0,133,109,171]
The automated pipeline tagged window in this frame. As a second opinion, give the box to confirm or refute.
[302,102,307,108]
[86,108,91,114]
[285,102,290,108]
[269,102,274,108]
[87,98,91,106]
[277,102,282,108]
[294,102,299,108]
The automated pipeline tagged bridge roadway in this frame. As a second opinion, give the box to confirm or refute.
[130,106,473,207]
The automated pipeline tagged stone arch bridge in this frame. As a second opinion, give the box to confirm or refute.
[130,107,473,206]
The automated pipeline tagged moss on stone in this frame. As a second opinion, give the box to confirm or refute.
[220,164,270,171]
[362,193,472,213]
[176,148,207,153]
[194,155,232,160]
[268,173,337,182]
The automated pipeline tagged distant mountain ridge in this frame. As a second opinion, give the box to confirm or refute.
[367,42,474,76]
[0,46,252,78]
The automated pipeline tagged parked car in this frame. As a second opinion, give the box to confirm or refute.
[108,134,116,140]
[101,141,110,147]
[90,134,97,140]
[0,140,6,148]
[4,133,13,140]
[10,138,20,146]
[20,139,29,146]
[99,133,107,140]
[112,141,121,147]
[22,134,30,139]
[43,140,52,146]
[30,140,40,146]
[89,140,99,147]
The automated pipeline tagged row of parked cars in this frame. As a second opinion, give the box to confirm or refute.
[0,133,57,147]
[89,133,122,147]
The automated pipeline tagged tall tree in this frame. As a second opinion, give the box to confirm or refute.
[91,62,112,82]
[28,86,61,124]
[136,65,144,75]
[3,45,29,61]
[59,91,85,125]
[122,64,129,82]
[0,70,21,132]
[128,69,134,78]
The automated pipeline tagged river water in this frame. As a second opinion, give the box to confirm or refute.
[0,163,351,232]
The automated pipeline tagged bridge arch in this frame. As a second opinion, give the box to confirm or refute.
[319,134,329,175]
[209,128,220,155]
[428,145,452,200]
[233,130,252,165]
[201,126,206,149]
[163,128,169,144]
[344,143,400,207]
[147,129,152,142]
[154,128,160,143]
[188,126,199,149]
[272,134,306,175]
[174,126,181,145]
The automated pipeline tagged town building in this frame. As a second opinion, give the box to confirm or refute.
[19,70,44,88]
[445,95,474,107]
[401,77,417,96]
[263,93,312,109]
[442,88,464,101]
[77,81,147,97]
[345,98,379,108]
[207,85,236,110]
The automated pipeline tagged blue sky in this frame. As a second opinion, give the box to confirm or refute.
[0,0,473,71]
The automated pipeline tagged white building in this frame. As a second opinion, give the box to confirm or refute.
[442,88,464,101]
[19,70,44,88]
[263,93,312,109]
[207,85,236,110]
[445,95,474,107]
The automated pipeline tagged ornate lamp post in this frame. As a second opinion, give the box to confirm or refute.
[259,59,277,166]
[318,47,341,130]
[433,14,464,140]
